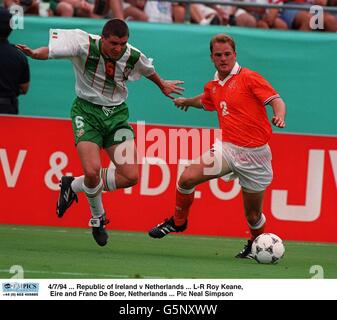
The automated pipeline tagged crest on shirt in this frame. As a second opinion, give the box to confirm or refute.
[228,80,237,89]
[212,86,216,94]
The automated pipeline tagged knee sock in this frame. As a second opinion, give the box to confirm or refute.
[100,167,116,191]
[71,167,117,193]
[173,184,195,226]
[248,213,266,240]
[71,176,85,193]
[82,180,104,218]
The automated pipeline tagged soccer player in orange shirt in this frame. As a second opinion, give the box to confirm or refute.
[148,33,286,258]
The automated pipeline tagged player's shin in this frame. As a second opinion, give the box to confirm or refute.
[82,180,105,218]
[248,213,266,240]
[174,184,195,226]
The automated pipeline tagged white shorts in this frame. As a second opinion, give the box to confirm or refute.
[213,140,273,192]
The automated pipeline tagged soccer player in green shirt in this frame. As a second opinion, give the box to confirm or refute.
[17,19,184,247]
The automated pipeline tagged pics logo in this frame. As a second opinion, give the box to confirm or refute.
[2,282,39,297]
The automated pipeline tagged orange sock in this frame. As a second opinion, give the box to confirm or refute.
[248,213,266,241]
[173,187,195,226]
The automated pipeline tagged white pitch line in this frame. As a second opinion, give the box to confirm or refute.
[0,269,166,279]
[2,226,337,247]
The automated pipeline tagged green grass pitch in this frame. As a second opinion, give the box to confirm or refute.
[0,224,336,279]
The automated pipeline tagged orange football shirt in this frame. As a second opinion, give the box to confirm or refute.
[202,67,280,147]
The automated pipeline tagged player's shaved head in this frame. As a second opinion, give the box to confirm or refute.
[210,34,236,53]
[102,19,129,39]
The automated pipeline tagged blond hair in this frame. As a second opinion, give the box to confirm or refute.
[210,34,236,53]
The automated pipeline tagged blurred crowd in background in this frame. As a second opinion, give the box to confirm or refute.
[1,0,337,31]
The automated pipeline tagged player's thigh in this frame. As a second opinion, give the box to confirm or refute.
[105,139,138,180]
[103,111,135,149]
[76,141,102,177]
[179,149,231,187]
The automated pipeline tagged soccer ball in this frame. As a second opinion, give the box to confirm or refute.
[252,233,285,264]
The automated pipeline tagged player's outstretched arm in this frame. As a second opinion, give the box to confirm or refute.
[173,94,204,112]
[270,97,286,128]
[16,45,49,60]
[146,73,184,99]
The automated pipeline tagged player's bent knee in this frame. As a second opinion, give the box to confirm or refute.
[178,172,197,190]
[83,167,101,183]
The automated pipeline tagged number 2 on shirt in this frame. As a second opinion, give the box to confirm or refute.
[220,101,229,116]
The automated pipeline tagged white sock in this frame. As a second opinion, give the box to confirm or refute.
[71,176,84,193]
[177,184,195,195]
[71,166,117,193]
[248,213,266,230]
[101,166,117,191]
[82,180,104,218]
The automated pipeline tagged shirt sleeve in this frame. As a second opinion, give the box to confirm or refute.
[48,29,88,59]
[247,71,280,105]
[201,82,216,111]
[129,52,156,81]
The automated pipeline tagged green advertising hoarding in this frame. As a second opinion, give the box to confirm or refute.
[10,17,337,136]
